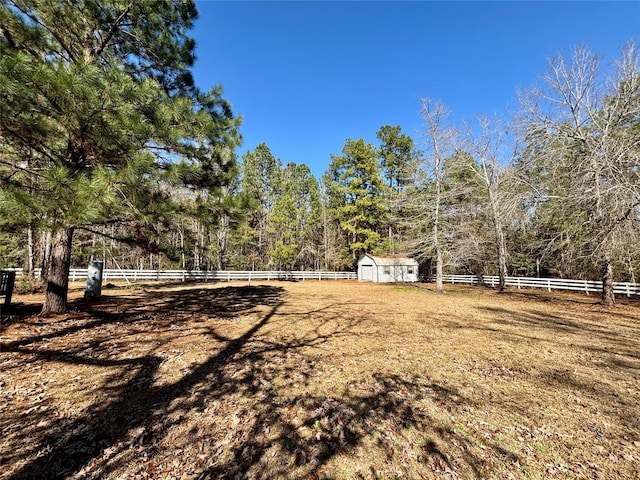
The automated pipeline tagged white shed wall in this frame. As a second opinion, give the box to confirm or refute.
[378,265,418,283]
[357,257,378,282]
[358,255,419,283]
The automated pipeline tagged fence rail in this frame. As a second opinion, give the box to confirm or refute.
[6,268,639,297]
[442,275,640,297]
[9,268,356,282]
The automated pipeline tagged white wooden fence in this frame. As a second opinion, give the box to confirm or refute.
[442,275,640,297]
[10,268,356,282]
[6,268,639,297]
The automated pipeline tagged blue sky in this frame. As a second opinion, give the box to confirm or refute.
[191,1,640,179]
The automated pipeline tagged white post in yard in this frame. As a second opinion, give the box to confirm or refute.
[84,261,104,300]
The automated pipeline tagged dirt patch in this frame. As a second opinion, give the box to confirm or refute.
[1,281,639,479]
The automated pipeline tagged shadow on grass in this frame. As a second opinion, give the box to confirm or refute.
[467,303,640,441]
[475,304,640,358]
[539,366,640,435]
[3,285,284,478]
[2,283,520,479]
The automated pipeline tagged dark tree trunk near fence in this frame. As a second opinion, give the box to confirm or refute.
[41,228,74,314]
[601,259,615,306]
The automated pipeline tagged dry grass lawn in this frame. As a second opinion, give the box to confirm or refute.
[1,280,639,479]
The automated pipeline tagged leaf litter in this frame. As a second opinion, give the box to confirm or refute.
[1,281,639,479]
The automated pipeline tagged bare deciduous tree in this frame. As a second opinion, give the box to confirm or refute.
[410,99,458,292]
[463,117,525,292]
[519,42,640,305]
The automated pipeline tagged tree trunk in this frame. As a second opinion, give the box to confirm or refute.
[323,209,329,271]
[25,224,35,277]
[627,256,636,284]
[433,164,444,293]
[178,224,186,270]
[216,214,229,270]
[433,191,444,293]
[40,230,52,282]
[494,219,508,292]
[41,228,74,314]
[475,263,485,287]
[601,259,615,306]
[435,247,443,293]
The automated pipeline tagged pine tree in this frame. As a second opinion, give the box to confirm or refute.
[325,138,390,266]
[376,125,419,255]
[0,1,240,312]
[269,162,322,270]
[239,143,282,269]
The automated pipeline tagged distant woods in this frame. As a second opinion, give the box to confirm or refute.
[1,3,638,310]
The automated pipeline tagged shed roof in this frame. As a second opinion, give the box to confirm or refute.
[362,254,418,266]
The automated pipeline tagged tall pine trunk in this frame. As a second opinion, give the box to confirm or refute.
[601,259,615,306]
[41,228,74,314]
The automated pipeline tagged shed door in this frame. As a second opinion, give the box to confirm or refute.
[361,265,374,281]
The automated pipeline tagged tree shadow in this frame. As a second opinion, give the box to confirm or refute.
[465,303,640,440]
[538,366,640,436]
[3,285,283,352]
[1,283,521,479]
[3,285,285,478]
[480,305,640,359]
[198,372,513,480]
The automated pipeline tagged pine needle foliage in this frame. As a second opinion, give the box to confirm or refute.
[0,0,241,312]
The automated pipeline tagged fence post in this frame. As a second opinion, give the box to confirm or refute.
[517,278,521,290]
[547,279,551,292]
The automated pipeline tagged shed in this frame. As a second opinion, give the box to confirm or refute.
[357,255,419,283]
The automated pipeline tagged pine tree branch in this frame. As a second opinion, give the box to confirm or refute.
[0,159,45,179]
[0,126,63,165]
[91,1,134,59]
[11,2,77,63]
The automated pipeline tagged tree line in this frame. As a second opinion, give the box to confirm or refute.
[1,1,638,311]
